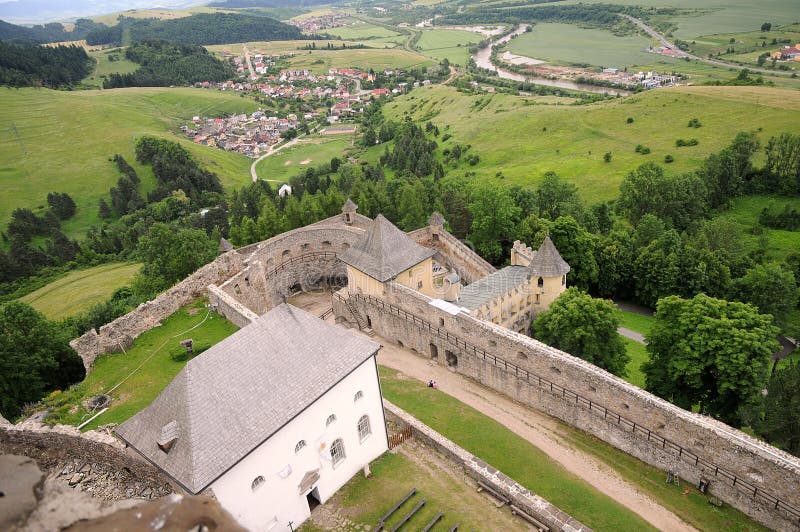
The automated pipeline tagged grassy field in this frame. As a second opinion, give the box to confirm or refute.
[322,18,402,41]
[43,300,238,430]
[690,25,800,67]
[91,6,231,26]
[621,336,648,388]
[83,48,140,88]
[301,451,528,531]
[0,87,257,239]
[416,29,484,65]
[255,135,356,182]
[560,0,800,39]
[381,85,800,204]
[20,263,141,320]
[287,47,435,74]
[617,309,655,335]
[716,195,800,262]
[508,23,661,68]
[379,366,655,530]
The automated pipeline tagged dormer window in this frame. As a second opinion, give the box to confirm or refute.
[157,420,179,453]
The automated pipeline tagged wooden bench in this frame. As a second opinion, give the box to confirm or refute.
[373,488,416,532]
[476,480,510,505]
[448,523,460,532]
[388,499,426,532]
[421,512,443,532]
[510,504,550,531]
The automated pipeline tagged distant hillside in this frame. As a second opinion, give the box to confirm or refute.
[209,0,337,7]
[0,42,93,87]
[103,40,236,88]
[86,13,304,46]
[0,18,107,44]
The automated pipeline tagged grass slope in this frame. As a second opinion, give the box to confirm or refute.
[717,195,800,262]
[0,87,258,239]
[379,367,656,530]
[20,262,141,320]
[44,300,238,430]
[382,85,800,203]
[255,135,355,183]
[83,47,140,88]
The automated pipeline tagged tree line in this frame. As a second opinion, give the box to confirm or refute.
[0,42,92,88]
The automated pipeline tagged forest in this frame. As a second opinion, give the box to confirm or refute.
[85,13,304,46]
[0,42,92,88]
[0,18,106,44]
[102,40,236,88]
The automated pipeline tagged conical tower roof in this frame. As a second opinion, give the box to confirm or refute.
[342,198,358,213]
[529,235,570,277]
[340,215,436,282]
[428,211,445,227]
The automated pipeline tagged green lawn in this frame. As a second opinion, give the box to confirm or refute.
[20,262,141,320]
[716,195,800,262]
[0,87,257,240]
[416,29,484,65]
[43,300,238,429]
[302,452,528,531]
[616,309,655,335]
[507,23,661,69]
[255,136,355,182]
[379,366,656,531]
[382,85,800,204]
[621,336,648,388]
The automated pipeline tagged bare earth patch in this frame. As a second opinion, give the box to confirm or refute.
[300,158,312,165]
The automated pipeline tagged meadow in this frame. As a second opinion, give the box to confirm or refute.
[83,47,140,88]
[321,18,402,41]
[43,300,238,430]
[507,23,662,68]
[380,85,800,203]
[0,87,258,239]
[255,135,355,183]
[20,262,141,320]
[415,29,485,65]
[716,195,800,262]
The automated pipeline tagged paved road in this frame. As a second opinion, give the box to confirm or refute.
[242,44,256,80]
[622,15,790,77]
[618,327,646,344]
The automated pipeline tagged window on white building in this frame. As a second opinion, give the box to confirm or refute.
[354,390,364,402]
[330,438,346,467]
[251,475,265,491]
[326,414,337,427]
[295,440,306,453]
[357,415,371,443]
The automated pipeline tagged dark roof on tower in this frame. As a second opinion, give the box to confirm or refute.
[115,303,380,494]
[339,215,436,282]
[342,198,358,212]
[428,211,445,227]
[529,236,570,277]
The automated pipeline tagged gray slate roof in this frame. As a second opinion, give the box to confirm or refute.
[115,303,380,494]
[428,211,445,227]
[529,236,570,277]
[458,266,530,311]
[342,198,358,212]
[339,214,436,282]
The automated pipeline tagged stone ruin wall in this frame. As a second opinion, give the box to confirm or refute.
[408,226,496,284]
[69,251,245,371]
[337,284,800,531]
[0,426,173,502]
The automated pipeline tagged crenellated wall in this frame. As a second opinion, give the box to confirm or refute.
[337,284,800,531]
[408,226,495,284]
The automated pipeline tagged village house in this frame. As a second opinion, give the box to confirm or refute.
[116,303,387,531]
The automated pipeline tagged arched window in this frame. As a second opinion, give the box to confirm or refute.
[295,440,306,453]
[326,414,337,427]
[354,390,364,402]
[251,475,265,491]
[357,415,371,442]
[330,438,346,467]
[537,277,544,288]
[562,274,566,286]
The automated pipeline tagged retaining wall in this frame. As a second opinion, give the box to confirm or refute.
[384,400,589,531]
[340,284,800,531]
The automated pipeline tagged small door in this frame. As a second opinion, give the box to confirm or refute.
[306,486,321,512]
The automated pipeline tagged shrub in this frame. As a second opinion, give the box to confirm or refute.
[688,117,702,128]
[626,117,634,124]
[664,154,674,163]
[635,144,651,154]
[676,138,699,147]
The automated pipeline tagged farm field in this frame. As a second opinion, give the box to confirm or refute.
[20,263,141,320]
[0,87,257,239]
[255,136,355,183]
[90,6,230,26]
[507,23,661,69]
[321,18,402,40]
[382,85,800,203]
[415,29,484,64]
[42,300,238,430]
[690,25,800,66]
[286,47,435,74]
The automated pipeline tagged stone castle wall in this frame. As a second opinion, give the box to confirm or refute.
[69,251,245,371]
[408,226,495,284]
[340,284,800,531]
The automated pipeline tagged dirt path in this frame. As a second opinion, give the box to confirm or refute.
[618,326,646,344]
[372,337,695,532]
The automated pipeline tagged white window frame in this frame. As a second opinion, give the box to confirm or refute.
[357,415,371,443]
[294,440,306,454]
[326,414,337,427]
[354,390,364,402]
[330,438,346,468]
[251,475,265,491]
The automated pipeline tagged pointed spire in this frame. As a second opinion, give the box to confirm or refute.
[428,211,445,227]
[342,198,358,213]
[529,235,570,277]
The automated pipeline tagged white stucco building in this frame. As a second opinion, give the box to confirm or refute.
[116,303,388,530]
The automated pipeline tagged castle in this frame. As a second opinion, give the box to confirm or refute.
[69,200,800,531]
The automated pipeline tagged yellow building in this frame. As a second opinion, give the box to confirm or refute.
[340,215,437,298]
[456,236,570,333]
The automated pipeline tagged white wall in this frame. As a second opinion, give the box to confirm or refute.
[211,356,388,531]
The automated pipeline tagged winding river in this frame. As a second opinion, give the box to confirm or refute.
[471,25,633,96]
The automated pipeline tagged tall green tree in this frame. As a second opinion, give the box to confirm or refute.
[137,223,218,288]
[547,216,598,291]
[468,183,520,264]
[643,294,779,425]
[752,363,800,456]
[533,287,629,376]
[0,302,85,420]
[535,171,581,221]
[730,263,799,329]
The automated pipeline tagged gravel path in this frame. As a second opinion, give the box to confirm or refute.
[619,326,646,344]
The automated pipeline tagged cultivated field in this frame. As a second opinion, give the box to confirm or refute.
[0,87,257,239]
[321,18,402,41]
[255,136,355,183]
[415,29,484,65]
[20,263,141,320]
[380,85,800,203]
[508,23,661,69]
